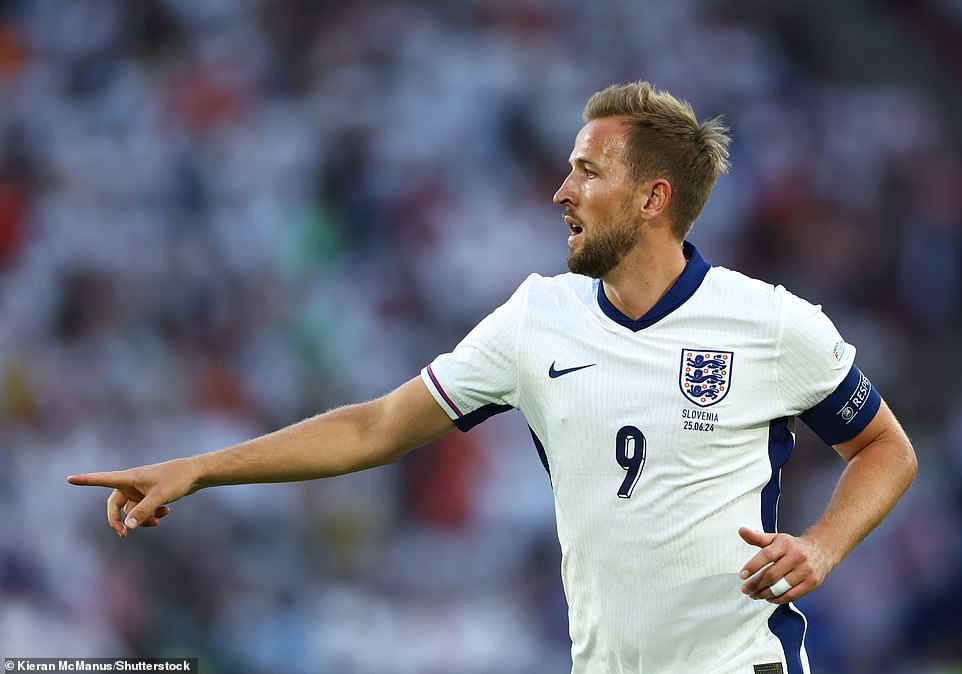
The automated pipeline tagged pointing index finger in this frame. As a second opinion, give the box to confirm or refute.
[67,472,129,489]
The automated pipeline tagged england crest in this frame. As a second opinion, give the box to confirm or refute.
[679,349,733,407]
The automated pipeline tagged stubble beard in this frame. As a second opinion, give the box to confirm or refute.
[566,203,641,279]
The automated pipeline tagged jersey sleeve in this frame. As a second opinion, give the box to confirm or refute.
[775,286,881,445]
[420,275,533,431]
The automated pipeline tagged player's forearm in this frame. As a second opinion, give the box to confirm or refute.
[190,403,389,490]
[803,432,917,567]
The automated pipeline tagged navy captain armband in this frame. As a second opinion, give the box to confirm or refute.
[799,364,882,445]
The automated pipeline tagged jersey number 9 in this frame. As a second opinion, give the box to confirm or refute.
[615,425,646,498]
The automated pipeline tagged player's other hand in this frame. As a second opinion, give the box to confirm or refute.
[67,458,199,538]
[737,527,834,604]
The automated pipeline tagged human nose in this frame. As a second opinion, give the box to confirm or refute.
[553,173,578,207]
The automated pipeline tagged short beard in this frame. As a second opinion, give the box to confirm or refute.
[566,209,640,279]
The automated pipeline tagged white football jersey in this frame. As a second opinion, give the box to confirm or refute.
[421,243,881,674]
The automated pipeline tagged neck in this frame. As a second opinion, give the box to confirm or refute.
[601,238,688,320]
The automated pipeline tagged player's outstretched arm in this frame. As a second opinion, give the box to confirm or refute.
[738,399,917,603]
[67,376,454,537]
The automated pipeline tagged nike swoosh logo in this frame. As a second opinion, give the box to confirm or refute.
[548,361,596,379]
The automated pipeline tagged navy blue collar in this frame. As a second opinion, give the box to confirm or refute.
[596,241,710,332]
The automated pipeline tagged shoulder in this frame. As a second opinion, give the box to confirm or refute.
[476,272,593,329]
[513,271,596,310]
[705,265,846,368]
[704,265,776,298]
[703,265,817,316]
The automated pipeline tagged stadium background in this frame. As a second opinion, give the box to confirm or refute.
[1,0,961,672]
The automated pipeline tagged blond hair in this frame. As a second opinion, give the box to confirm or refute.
[583,81,731,239]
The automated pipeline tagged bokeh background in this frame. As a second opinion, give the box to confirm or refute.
[1,0,961,672]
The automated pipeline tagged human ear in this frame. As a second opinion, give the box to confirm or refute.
[640,178,672,219]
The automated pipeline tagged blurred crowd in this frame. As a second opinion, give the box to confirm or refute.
[1,0,961,672]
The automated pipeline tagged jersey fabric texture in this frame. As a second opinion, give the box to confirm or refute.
[421,242,881,674]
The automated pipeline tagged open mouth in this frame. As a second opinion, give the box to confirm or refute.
[565,215,584,238]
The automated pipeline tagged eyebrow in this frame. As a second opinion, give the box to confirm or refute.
[569,157,600,169]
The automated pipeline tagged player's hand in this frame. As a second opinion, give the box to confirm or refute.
[737,527,834,604]
[67,458,199,538]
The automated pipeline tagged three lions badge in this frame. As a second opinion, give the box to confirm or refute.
[679,349,733,407]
